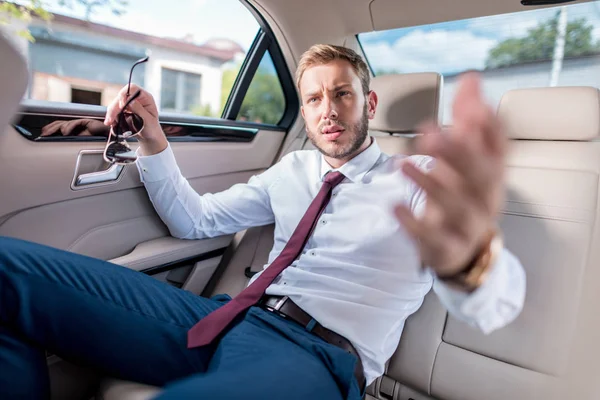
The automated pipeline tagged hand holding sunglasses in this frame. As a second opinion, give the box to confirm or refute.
[104,55,169,163]
[103,89,145,164]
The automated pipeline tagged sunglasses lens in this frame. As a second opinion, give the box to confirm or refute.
[118,112,144,138]
[104,140,137,164]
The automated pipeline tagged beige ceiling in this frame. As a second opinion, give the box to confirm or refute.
[251,0,595,62]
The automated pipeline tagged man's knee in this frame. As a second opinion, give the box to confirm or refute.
[0,236,48,275]
[0,236,25,259]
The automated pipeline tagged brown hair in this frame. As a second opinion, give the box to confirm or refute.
[295,44,371,96]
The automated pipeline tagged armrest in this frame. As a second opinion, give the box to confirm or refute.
[109,235,233,271]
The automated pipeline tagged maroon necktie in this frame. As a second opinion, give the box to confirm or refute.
[187,171,346,348]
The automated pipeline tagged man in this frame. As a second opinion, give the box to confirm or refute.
[0,44,525,399]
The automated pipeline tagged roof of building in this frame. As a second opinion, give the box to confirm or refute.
[47,13,244,62]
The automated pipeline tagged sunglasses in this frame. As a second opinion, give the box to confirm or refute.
[103,55,149,165]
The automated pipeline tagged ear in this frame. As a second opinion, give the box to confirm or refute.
[367,90,378,120]
[301,105,306,120]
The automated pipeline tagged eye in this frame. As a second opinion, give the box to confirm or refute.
[337,90,350,97]
[307,97,318,104]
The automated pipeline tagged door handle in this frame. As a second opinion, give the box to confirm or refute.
[76,163,124,186]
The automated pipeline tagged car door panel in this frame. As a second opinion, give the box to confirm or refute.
[0,123,283,262]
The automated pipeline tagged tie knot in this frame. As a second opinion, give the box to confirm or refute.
[323,171,345,187]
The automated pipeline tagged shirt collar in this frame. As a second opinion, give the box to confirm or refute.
[319,136,382,183]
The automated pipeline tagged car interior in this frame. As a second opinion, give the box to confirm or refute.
[1,0,600,399]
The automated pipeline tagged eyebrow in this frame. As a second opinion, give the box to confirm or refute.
[303,83,353,99]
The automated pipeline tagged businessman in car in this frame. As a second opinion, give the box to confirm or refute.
[0,44,525,399]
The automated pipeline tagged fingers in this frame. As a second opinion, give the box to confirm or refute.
[394,203,463,267]
[126,97,154,122]
[40,120,65,137]
[451,73,506,158]
[400,160,475,240]
[401,160,447,203]
[104,84,158,126]
[415,133,493,196]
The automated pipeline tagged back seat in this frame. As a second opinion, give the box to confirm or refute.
[99,78,600,399]
[97,72,443,400]
[205,72,442,300]
[205,81,600,400]
[370,86,600,400]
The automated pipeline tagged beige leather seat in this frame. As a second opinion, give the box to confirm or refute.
[368,72,442,156]
[99,80,600,400]
[96,72,444,399]
[369,86,600,400]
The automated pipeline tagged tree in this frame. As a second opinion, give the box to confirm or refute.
[0,0,129,41]
[219,62,285,125]
[486,12,600,69]
[57,0,128,21]
[219,63,242,115]
[191,103,217,118]
[238,65,285,124]
[0,1,52,42]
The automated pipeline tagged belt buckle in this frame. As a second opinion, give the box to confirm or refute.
[273,295,288,311]
[264,296,289,318]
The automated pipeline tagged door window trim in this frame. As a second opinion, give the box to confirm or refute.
[17,0,298,142]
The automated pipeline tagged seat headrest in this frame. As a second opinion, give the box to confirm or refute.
[369,72,442,133]
[0,33,28,130]
[498,86,600,141]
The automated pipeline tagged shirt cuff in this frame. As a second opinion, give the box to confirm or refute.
[434,248,524,334]
[135,144,180,183]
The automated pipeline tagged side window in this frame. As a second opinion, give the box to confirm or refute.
[160,68,202,113]
[5,0,297,141]
[358,2,600,124]
[236,51,286,125]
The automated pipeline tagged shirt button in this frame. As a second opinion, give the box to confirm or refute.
[143,168,148,172]
[311,251,316,256]
[321,220,327,225]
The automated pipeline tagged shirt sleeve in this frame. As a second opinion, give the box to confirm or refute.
[409,155,526,334]
[135,144,280,240]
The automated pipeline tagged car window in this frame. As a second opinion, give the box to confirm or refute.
[236,50,285,125]
[3,0,289,126]
[358,1,600,124]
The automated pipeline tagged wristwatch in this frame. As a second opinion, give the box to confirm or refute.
[437,229,503,292]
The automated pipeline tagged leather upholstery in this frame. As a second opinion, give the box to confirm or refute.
[0,31,28,132]
[97,82,600,400]
[369,73,443,133]
[498,86,600,141]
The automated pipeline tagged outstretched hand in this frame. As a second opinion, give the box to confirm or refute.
[394,73,507,277]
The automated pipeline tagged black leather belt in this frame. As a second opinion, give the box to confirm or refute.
[258,295,366,389]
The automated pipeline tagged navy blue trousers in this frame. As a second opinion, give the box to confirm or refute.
[0,236,363,399]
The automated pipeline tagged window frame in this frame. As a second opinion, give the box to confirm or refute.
[221,1,298,128]
[16,0,299,143]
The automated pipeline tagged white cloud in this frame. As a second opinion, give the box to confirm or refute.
[190,0,209,10]
[468,2,600,41]
[114,10,191,40]
[40,0,259,51]
[593,25,600,41]
[364,29,497,74]
[467,11,545,39]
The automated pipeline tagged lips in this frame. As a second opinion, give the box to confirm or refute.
[321,124,345,141]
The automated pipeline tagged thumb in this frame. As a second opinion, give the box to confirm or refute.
[124,99,164,141]
[126,99,154,123]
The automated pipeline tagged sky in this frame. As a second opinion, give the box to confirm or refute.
[31,0,261,51]
[359,1,600,75]
[15,0,600,75]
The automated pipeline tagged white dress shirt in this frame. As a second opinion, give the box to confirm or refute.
[136,138,526,386]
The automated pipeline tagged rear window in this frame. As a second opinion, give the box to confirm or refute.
[358,2,600,124]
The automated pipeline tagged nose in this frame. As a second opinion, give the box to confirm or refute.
[321,97,338,121]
